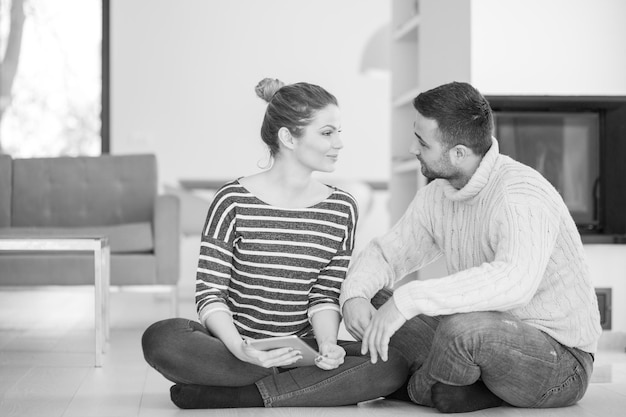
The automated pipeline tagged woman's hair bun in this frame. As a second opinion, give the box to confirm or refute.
[255,78,285,102]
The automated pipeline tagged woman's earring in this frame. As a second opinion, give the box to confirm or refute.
[257,149,274,170]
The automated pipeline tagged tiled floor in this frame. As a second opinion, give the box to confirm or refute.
[0,287,625,417]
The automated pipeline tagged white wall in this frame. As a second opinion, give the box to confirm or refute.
[471,0,626,95]
[110,0,390,187]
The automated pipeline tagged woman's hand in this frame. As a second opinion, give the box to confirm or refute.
[314,341,346,370]
[237,339,303,368]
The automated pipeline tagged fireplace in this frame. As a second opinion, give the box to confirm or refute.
[486,96,626,242]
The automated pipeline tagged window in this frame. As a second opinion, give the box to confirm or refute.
[0,0,109,157]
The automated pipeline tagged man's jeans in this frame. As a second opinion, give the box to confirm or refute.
[372,289,594,408]
[142,318,408,407]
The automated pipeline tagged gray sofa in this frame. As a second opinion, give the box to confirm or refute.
[0,153,180,309]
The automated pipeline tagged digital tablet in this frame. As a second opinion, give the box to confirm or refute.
[249,336,319,367]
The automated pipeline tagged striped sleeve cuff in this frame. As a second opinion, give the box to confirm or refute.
[198,302,232,325]
[307,303,341,321]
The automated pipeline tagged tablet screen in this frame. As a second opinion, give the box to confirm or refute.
[249,336,318,367]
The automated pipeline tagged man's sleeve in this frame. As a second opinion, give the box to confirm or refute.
[340,187,442,307]
[392,201,559,320]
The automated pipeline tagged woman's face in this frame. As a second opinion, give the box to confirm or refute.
[292,104,343,173]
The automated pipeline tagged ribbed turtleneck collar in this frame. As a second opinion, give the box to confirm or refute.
[440,137,500,202]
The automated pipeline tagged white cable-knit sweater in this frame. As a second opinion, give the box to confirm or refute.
[340,139,602,353]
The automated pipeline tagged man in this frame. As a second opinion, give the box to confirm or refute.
[340,81,601,413]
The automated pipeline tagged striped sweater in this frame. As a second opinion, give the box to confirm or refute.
[196,180,359,339]
[340,139,602,353]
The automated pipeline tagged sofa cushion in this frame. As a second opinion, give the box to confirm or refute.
[11,154,157,227]
[0,222,154,253]
[0,154,11,228]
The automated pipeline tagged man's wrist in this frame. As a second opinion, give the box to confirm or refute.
[339,286,368,307]
[341,296,369,311]
[392,289,419,320]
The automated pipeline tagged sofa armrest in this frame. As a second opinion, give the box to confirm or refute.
[154,194,181,285]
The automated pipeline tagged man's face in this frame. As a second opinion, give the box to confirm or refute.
[410,111,456,180]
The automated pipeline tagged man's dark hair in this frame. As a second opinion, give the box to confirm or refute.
[413,81,493,156]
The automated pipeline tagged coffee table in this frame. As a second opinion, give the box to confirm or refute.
[0,236,110,367]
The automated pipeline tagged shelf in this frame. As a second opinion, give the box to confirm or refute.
[392,14,420,41]
[392,86,422,108]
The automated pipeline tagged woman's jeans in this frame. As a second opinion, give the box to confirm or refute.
[141,318,408,407]
[372,289,595,408]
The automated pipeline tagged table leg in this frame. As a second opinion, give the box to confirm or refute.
[103,244,110,344]
[94,244,103,368]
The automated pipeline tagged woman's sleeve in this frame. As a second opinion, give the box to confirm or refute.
[308,194,359,317]
[195,188,237,324]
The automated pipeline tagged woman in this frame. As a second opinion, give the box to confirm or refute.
[141,78,408,409]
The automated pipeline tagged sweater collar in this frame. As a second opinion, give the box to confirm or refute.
[440,137,499,202]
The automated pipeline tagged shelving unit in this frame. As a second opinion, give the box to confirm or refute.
[389,0,424,283]
[389,0,472,282]
[392,14,420,42]
[390,0,472,225]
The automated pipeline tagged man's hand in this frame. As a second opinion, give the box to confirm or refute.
[342,297,376,341]
[361,297,406,363]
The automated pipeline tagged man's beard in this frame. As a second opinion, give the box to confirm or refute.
[418,157,456,182]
